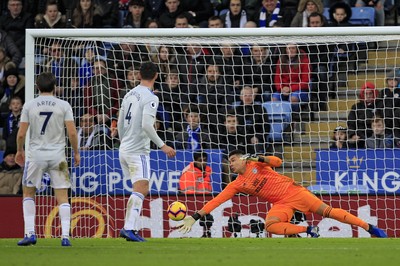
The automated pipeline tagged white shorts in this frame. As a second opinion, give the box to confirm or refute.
[22,159,71,189]
[119,153,150,184]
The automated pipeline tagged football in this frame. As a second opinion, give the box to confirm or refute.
[167,201,187,221]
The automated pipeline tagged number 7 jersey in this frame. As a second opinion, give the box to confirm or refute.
[20,95,74,161]
[118,85,159,155]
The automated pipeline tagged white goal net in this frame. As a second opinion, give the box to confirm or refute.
[26,27,400,238]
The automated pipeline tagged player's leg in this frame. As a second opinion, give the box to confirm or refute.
[309,196,388,237]
[265,205,318,237]
[18,161,42,246]
[120,154,149,242]
[51,160,72,246]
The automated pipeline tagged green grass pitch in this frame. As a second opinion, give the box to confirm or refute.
[1,238,399,266]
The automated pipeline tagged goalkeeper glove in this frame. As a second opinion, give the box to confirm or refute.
[178,212,202,234]
[178,216,196,234]
[240,153,265,163]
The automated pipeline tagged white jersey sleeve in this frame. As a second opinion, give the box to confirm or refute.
[21,95,74,161]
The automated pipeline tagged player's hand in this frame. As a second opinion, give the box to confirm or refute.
[178,216,196,234]
[161,145,176,158]
[240,153,260,162]
[74,153,81,167]
[15,151,25,167]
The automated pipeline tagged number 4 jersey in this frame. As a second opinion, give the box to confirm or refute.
[118,85,159,155]
[20,95,74,161]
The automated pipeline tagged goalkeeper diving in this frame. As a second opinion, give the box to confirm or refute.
[178,150,387,238]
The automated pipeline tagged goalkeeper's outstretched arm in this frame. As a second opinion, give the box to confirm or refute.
[241,154,282,167]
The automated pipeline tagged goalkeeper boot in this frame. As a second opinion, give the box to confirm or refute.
[61,238,72,246]
[119,228,145,242]
[17,234,37,246]
[306,226,320,238]
[368,224,388,238]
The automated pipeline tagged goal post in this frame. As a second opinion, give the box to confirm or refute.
[26,27,400,238]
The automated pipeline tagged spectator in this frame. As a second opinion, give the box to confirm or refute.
[179,151,212,194]
[71,0,103,28]
[57,75,84,126]
[347,81,378,146]
[189,64,234,126]
[366,117,395,149]
[273,43,310,109]
[107,42,148,80]
[84,58,120,124]
[234,86,270,154]
[1,96,22,153]
[375,68,400,144]
[213,43,243,96]
[174,105,211,150]
[122,64,141,92]
[328,1,352,26]
[41,41,78,87]
[252,0,293,27]
[159,0,188,28]
[0,148,22,195]
[220,0,248,28]
[355,0,384,26]
[77,113,113,150]
[158,69,188,131]
[211,109,246,156]
[145,0,165,19]
[123,0,148,28]
[242,44,276,102]
[211,110,247,185]
[0,68,24,118]
[77,46,96,87]
[180,0,214,27]
[0,0,34,56]
[0,46,16,81]
[330,126,357,149]
[305,12,331,112]
[151,45,178,84]
[307,11,326,27]
[176,43,208,86]
[207,15,224,28]
[290,0,324,27]
[175,13,192,27]
[0,29,22,68]
[34,0,67,28]
[95,0,119,27]
[145,18,160,28]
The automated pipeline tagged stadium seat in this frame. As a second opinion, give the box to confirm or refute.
[323,7,375,26]
[350,7,375,26]
[337,184,369,194]
[307,184,337,194]
[262,101,292,142]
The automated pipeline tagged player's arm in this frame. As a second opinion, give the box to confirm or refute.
[178,183,239,233]
[142,113,176,158]
[117,106,125,139]
[15,121,29,167]
[241,154,282,167]
[65,120,80,167]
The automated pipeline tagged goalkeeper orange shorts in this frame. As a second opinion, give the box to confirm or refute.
[266,187,323,222]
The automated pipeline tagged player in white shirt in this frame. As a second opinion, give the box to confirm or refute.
[118,62,176,242]
[15,72,80,247]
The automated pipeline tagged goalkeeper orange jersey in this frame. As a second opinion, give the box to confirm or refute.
[202,159,305,214]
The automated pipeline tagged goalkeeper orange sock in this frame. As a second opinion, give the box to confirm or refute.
[323,207,369,230]
[266,222,307,235]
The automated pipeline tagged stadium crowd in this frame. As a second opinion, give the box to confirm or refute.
[0,0,399,194]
